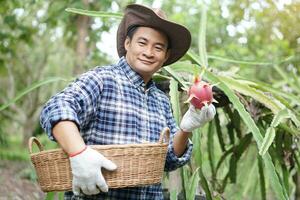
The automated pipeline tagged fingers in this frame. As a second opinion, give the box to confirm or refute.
[189,104,196,111]
[96,172,109,192]
[206,104,216,120]
[191,104,216,122]
[70,148,116,196]
[81,185,101,195]
[101,158,117,171]
[86,184,100,195]
[80,185,90,195]
[72,183,81,196]
[196,104,215,125]
[96,150,117,171]
[72,174,108,195]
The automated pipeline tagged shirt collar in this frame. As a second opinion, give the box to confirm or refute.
[118,56,155,89]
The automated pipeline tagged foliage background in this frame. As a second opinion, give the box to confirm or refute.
[0,0,299,199]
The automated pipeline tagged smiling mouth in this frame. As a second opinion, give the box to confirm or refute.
[139,59,154,65]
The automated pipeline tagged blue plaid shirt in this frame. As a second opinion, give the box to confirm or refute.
[40,57,193,200]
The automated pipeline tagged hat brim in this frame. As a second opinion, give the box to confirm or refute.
[117,4,191,66]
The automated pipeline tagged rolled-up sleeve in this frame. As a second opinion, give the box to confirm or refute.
[40,69,103,141]
[164,134,193,171]
[162,100,193,171]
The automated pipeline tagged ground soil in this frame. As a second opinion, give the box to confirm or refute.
[0,160,45,200]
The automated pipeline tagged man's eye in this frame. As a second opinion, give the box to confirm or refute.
[138,41,145,46]
[155,46,163,51]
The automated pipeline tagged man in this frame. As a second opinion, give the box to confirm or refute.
[40,4,216,200]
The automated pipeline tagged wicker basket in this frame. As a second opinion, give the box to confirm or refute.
[29,128,170,192]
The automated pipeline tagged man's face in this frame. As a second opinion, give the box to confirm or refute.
[124,26,170,83]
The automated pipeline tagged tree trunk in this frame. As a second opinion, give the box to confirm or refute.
[74,0,90,75]
[22,118,37,147]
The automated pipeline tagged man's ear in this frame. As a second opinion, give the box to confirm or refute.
[124,37,130,51]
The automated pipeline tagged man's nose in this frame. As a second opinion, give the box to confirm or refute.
[143,46,154,57]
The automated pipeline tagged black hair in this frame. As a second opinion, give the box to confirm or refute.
[126,25,140,39]
[126,25,171,49]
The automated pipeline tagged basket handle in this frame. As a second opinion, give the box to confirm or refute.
[158,127,170,144]
[28,137,44,154]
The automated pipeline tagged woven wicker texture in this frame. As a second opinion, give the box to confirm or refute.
[29,128,170,192]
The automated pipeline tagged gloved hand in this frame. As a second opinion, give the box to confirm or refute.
[69,146,117,195]
[180,104,216,133]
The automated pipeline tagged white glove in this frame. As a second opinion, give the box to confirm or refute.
[180,104,216,133]
[69,147,117,195]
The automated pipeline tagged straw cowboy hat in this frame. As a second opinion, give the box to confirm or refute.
[117,4,191,66]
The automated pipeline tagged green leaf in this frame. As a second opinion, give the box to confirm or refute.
[58,192,64,200]
[286,109,300,128]
[271,109,289,127]
[235,133,253,158]
[192,128,202,166]
[215,146,234,173]
[226,133,252,183]
[247,79,300,107]
[65,8,123,18]
[186,50,206,67]
[241,153,258,198]
[193,65,201,78]
[229,154,237,183]
[281,164,289,196]
[170,60,300,124]
[169,79,181,124]
[209,73,265,144]
[182,166,190,199]
[218,75,283,114]
[187,51,293,71]
[170,60,195,73]
[188,52,288,199]
[259,127,276,156]
[259,109,293,156]
[293,152,300,173]
[198,167,213,200]
[170,189,178,200]
[206,71,289,200]
[227,120,235,145]
[207,55,273,66]
[186,168,200,200]
[207,123,215,176]
[279,123,299,136]
[258,156,266,200]
[214,112,226,152]
[198,5,208,67]
[45,192,55,200]
[162,66,189,89]
[237,80,300,128]
[0,77,72,111]
[206,54,295,66]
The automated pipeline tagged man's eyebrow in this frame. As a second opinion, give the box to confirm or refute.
[137,37,167,48]
[137,37,147,41]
